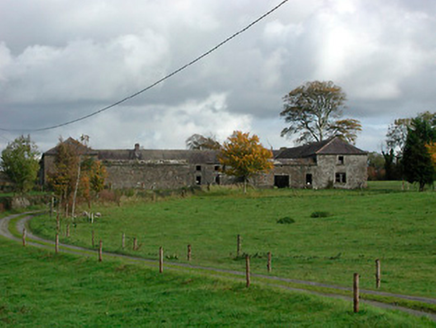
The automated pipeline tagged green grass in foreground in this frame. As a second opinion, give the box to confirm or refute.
[0,238,434,327]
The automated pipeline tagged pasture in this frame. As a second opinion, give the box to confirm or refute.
[30,182,436,299]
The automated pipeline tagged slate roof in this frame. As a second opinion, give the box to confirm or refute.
[275,137,367,159]
[98,149,219,164]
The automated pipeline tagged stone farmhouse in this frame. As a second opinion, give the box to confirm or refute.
[39,136,368,190]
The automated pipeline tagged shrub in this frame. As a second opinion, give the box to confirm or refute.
[277,216,295,224]
[310,211,330,218]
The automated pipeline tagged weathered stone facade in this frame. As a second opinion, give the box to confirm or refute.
[40,137,367,190]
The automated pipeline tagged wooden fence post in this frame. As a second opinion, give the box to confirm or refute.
[99,240,103,262]
[187,244,192,261]
[22,228,26,247]
[246,255,251,288]
[159,247,164,273]
[92,230,95,248]
[375,259,381,289]
[353,273,359,313]
[237,234,242,257]
[133,237,137,251]
[267,252,272,272]
[66,224,70,237]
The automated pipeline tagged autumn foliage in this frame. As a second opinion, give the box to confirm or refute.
[219,131,273,192]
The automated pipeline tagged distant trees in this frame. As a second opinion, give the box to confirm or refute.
[219,131,273,193]
[280,81,361,145]
[367,152,385,181]
[0,135,40,193]
[186,134,221,150]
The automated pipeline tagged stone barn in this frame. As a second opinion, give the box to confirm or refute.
[270,137,368,189]
[40,136,367,190]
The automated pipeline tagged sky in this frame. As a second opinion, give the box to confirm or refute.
[0,0,435,153]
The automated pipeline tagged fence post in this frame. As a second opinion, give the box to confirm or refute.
[99,240,103,262]
[159,247,164,273]
[187,244,192,261]
[122,233,125,249]
[375,259,381,289]
[22,228,26,247]
[92,230,95,248]
[55,233,59,254]
[133,237,137,251]
[246,255,251,288]
[237,234,242,257]
[66,224,70,237]
[353,273,359,313]
[267,252,272,272]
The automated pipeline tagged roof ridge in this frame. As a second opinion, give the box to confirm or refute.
[315,136,337,154]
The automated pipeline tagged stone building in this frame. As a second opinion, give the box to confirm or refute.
[40,136,367,190]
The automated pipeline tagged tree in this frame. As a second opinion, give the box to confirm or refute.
[47,138,81,215]
[186,134,221,150]
[402,116,436,191]
[367,152,385,181]
[218,131,273,193]
[0,135,40,193]
[385,118,412,159]
[47,137,107,216]
[280,81,362,145]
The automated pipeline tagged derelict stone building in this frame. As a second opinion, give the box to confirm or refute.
[40,136,367,190]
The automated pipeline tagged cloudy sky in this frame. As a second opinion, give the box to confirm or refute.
[0,0,435,153]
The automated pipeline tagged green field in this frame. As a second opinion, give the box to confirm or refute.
[1,237,435,327]
[30,182,436,300]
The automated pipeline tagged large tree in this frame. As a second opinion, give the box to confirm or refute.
[0,135,40,193]
[402,115,436,191]
[280,81,362,145]
[219,131,273,193]
[186,134,221,150]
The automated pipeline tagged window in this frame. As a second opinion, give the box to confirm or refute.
[196,176,202,185]
[306,174,312,186]
[196,165,202,171]
[214,165,220,171]
[335,172,346,183]
[337,156,344,165]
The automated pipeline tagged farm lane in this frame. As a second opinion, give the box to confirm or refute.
[1,212,435,322]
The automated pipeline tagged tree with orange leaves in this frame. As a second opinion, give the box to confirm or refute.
[426,142,436,168]
[219,131,273,193]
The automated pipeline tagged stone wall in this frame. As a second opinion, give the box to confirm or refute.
[103,160,224,189]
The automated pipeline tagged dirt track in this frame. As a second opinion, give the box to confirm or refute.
[1,212,435,322]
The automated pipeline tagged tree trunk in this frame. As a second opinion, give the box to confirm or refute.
[419,181,425,192]
[72,156,82,218]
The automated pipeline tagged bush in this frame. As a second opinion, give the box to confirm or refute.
[277,216,295,224]
[310,211,330,218]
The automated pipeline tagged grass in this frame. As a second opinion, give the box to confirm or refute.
[1,237,435,327]
[30,182,436,300]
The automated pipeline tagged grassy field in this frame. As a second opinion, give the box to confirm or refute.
[1,237,435,327]
[30,181,436,300]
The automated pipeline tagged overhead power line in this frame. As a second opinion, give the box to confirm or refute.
[0,0,289,132]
